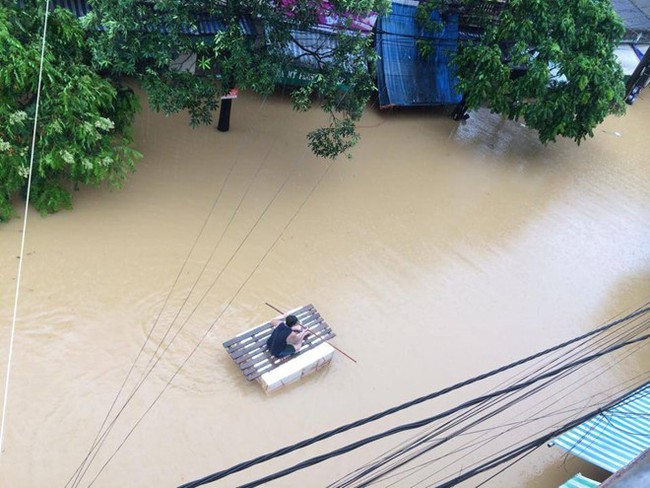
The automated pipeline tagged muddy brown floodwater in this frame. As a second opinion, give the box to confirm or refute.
[0,89,648,488]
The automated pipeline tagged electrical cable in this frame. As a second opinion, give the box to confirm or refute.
[432,383,650,488]
[0,0,50,455]
[132,135,276,381]
[340,327,624,485]
[372,377,648,488]
[336,314,645,487]
[233,343,650,488]
[177,305,650,487]
[357,334,650,487]
[333,316,650,487]
[65,126,258,488]
[71,143,303,487]
[74,78,349,486]
[182,323,650,487]
[471,445,538,488]
[408,351,650,488]
[83,155,336,487]
[347,363,625,487]
[367,375,650,488]
[338,362,589,487]
[362,373,650,488]
[70,91,286,488]
[66,123,262,487]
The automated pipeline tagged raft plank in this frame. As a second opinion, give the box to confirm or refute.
[223,304,336,383]
[228,314,325,360]
[232,319,328,363]
[239,329,335,373]
[223,304,314,349]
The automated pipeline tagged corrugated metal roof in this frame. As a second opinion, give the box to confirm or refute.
[284,29,338,69]
[279,28,369,86]
[553,384,650,473]
[612,0,650,32]
[600,449,650,487]
[376,2,462,107]
[612,0,650,41]
[560,473,600,488]
[53,0,89,17]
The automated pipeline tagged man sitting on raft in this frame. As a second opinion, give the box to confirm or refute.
[266,314,310,358]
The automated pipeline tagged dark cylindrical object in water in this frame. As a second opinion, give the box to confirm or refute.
[625,48,650,99]
[217,99,232,132]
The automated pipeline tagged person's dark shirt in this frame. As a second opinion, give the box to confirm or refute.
[267,323,292,356]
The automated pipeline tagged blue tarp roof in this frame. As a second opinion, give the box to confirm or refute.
[553,383,650,473]
[52,0,255,36]
[376,2,462,108]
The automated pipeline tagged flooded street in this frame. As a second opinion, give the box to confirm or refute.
[0,89,648,488]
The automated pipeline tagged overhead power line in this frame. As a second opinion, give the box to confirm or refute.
[434,383,649,488]
[1,0,51,455]
[231,333,650,488]
[329,311,650,487]
[178,305,650,488]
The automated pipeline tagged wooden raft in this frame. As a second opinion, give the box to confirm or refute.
[223,304,336,382]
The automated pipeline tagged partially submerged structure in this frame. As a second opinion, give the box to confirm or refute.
[51,1,647,111]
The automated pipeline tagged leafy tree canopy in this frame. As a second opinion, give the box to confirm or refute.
[0,0,140,221]
[421,0,626,144]
[85,0,390,159]
[1,0,387,221]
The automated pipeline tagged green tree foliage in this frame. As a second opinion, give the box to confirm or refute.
[85,0,389,159]
[421,0,626,144]
[0,1,140,221]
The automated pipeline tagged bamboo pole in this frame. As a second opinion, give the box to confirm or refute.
[265,302,357,363]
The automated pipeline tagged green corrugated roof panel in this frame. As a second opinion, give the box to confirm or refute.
[559,473,600,488]
[553,384,650,473]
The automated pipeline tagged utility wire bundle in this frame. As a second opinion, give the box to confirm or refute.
[63,125,334,487]
[62,86,353,488]
[181,304,650,488]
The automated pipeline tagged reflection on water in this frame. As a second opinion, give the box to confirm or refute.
[0,90,648,487]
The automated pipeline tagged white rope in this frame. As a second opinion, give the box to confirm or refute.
[0,0,51,454]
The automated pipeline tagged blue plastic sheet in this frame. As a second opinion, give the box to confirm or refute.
[376,3,462,107]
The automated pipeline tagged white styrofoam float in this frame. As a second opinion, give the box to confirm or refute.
[258,343,335,393]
